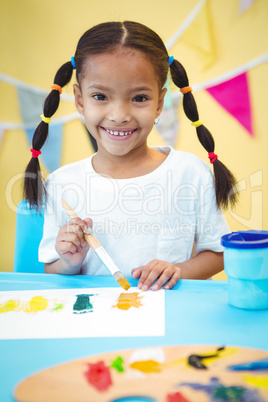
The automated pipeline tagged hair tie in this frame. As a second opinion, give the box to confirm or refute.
[168,56,174,66]
[191,120,203,128]
[71,56,76,69]
[51,84,62,94]
[31,148,41,158]
[208,152,218,164]
[40,114,51,124]
[180,86,192,95]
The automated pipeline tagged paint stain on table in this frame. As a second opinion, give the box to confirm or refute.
[0,296,48,314]
[110,356,124,373]
[244,375,268,389]
[73,294,94,314]
[113,292,143,310]
[167,391,191,402]
[180,377,264,401]
[84,360,112,391]
[130,359,162,373]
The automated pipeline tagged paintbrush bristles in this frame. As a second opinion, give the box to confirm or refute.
[113,271,131,291]
[117,277,131,291]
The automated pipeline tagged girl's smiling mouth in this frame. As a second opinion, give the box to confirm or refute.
[101,127,138,139]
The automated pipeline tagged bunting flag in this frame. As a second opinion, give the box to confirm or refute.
[165,0,208,50]
[239,0,256,14]
[155,86,181,146]
[17,86,64,172]
[179,0,216,69]
[17,87,46,126]
[206,72,253,136]
[0,127,5,148]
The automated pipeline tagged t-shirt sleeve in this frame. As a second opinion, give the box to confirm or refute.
[194,166,230,254]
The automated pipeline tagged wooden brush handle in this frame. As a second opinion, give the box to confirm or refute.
[61,199,101,251]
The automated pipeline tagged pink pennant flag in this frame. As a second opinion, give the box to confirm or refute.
[206,72,253,136]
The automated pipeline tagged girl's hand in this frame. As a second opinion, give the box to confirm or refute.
[55,217,92,272]
[131,259,181,291]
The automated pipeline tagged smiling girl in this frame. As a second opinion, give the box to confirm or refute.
[24,21,238,290]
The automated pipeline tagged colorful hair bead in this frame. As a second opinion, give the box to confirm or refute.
[71,56,76,69]
[180,86,192,95]
[208,152,218,164]
[168,56,174,66]
[30,148,42,158]
[40,114,51,124]
[191,120,203,128]
[51,84,62,94]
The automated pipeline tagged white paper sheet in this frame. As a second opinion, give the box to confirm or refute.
[0,287,165,339]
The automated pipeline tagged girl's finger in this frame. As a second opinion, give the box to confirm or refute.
[65,222,86,239]
[139,260,164,290]
[57,240,78,255]
[131,267,143,279]
[57,232,83,250]
[163,269,182,290]
[138,259,160,285]
[149,265,175,291]
[83,217,93,228]
[66,218,91,236]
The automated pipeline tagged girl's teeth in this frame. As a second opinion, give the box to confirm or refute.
[106,129,133,136]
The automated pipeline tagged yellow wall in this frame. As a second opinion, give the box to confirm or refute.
[1,0,268,281]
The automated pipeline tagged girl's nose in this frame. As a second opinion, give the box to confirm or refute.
[108,102,130,123]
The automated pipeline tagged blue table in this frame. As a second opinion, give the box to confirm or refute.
[1,272,268,402]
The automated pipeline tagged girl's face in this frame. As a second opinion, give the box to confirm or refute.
[74,48,166,159]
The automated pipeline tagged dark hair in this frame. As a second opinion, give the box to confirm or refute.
[24,21,238,209]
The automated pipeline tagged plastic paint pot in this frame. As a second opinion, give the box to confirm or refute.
[221,230,268,310]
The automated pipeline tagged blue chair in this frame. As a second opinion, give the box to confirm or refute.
[14,200,45,273]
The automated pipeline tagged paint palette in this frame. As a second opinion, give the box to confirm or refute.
[14,345,268,401]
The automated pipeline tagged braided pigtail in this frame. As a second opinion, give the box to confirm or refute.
[24,61,74,209]
[169,58,238,209]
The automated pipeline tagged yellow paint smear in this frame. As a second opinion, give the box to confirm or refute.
[0,296,49,314]
[113,292,143,310]
[24,296,48,313]
[130,360,162,373]
[244,375,268,389]
[167,347,239,369]
[0,299,20,313]
[200,347,239,366]
[128,347,240,375]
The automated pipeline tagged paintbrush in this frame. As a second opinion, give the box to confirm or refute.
[61,199,130,291]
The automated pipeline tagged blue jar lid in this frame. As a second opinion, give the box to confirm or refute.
[221,230,268,249]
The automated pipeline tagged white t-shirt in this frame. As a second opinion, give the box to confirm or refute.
[39,146,230,276]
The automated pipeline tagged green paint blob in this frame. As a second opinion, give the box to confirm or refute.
[213,386,245,400]
[111,356,124,373]
[52,303,64,311]
[73,294,93,314]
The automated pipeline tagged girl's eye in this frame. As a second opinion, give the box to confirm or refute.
[93,93,107,101]
[133,95,148,102]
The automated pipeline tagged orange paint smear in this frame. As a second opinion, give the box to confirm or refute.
[113,292,143,310]
[130,359,162,373]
